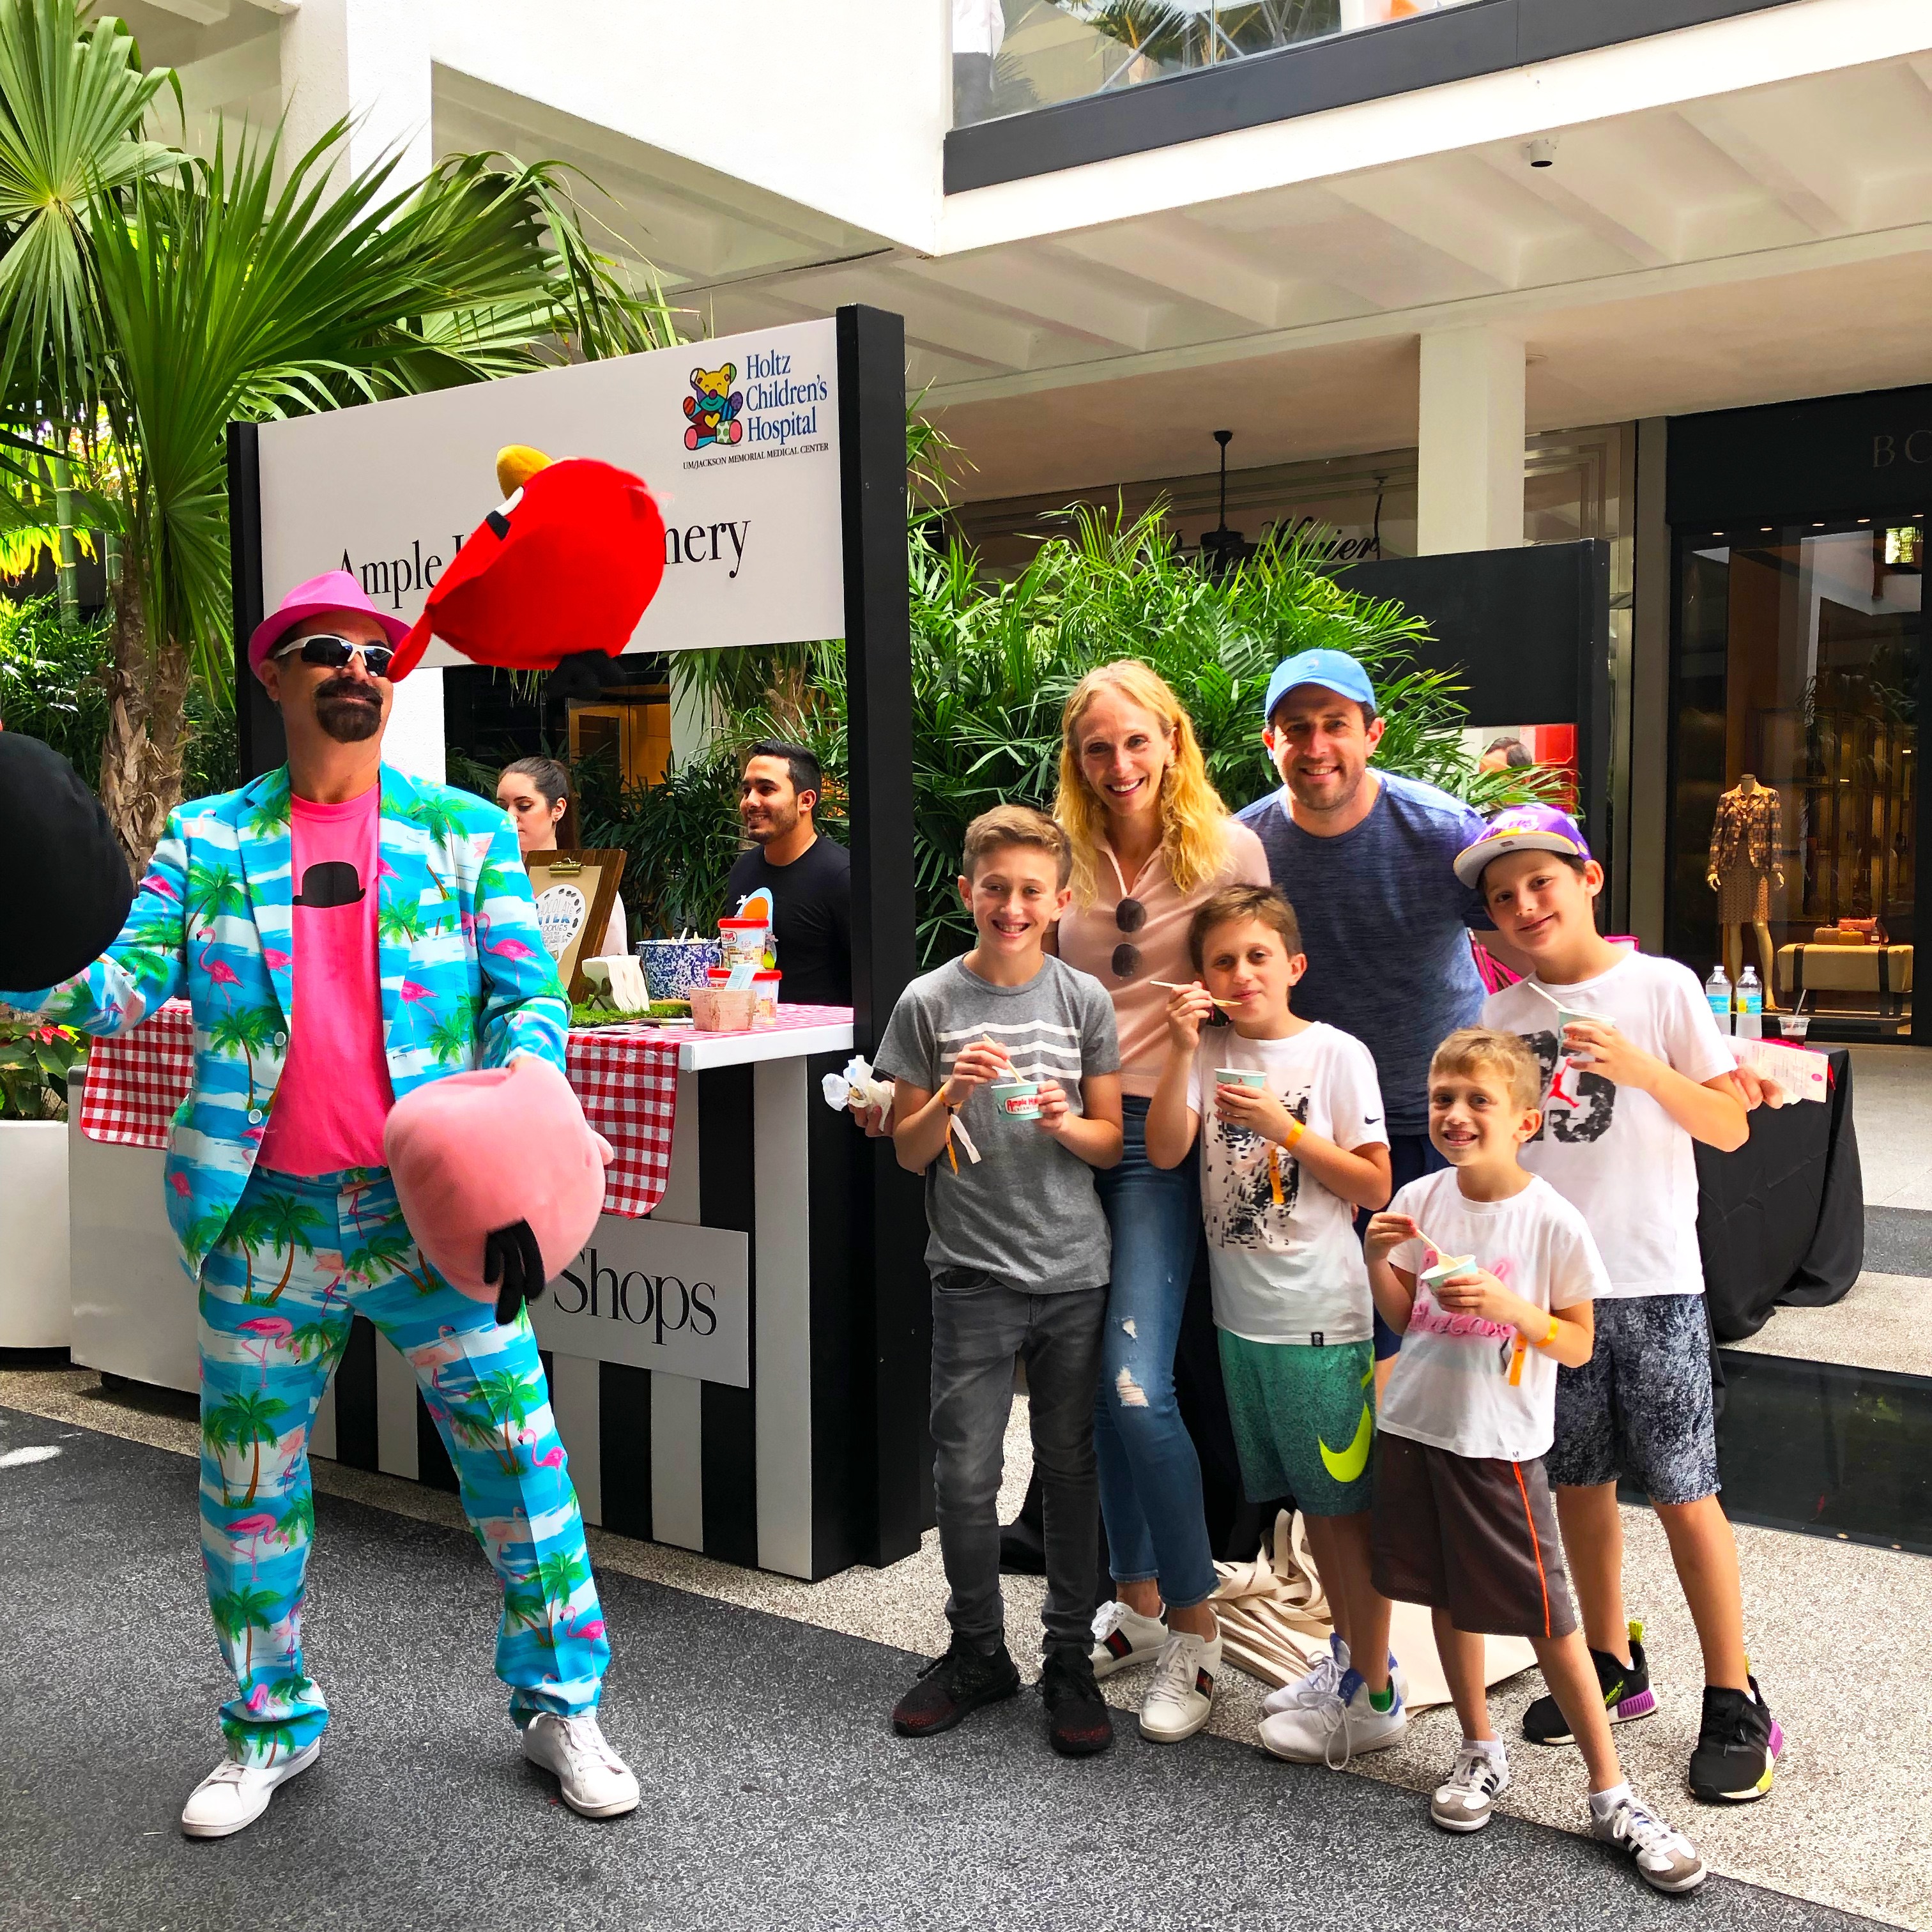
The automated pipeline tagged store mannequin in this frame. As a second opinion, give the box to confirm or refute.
[1706,774,1782,1009]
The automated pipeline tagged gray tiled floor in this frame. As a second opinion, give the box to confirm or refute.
[1847,1046,1932,1213]
[0,1408,1894,1932]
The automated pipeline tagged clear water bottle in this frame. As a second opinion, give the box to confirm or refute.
[1705,964,1733,1034]
[1736,965,1763,1039]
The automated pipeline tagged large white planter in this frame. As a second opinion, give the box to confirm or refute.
[0,1117,71,1348]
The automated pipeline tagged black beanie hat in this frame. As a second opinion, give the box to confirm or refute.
[0,733,135,992]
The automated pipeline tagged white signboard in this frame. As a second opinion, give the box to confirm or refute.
[254,318,843,661]
[529,1213,749,1387]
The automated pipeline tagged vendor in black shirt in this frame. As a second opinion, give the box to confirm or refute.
[724,739,852,1006]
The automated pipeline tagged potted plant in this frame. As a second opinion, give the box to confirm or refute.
[0,1017,86,1348]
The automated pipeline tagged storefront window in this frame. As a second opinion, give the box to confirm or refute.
[1669,521,1921,1035]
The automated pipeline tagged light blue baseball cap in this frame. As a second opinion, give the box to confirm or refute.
[1262,649,1377,725]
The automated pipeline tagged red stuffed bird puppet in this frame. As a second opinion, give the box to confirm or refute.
[387,447,665,682]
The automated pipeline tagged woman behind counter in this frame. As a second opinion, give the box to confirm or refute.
[1053,661,1269,1745]
[495,756,629,962]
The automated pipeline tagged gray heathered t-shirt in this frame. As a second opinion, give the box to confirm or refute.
[1237,772,1494,1136]
[874,954,1119,1291]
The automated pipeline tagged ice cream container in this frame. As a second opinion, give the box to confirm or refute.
[1420,1254,1478,1291]
[718,916,772,972]
[753,970,781,1024]
[990,1079,1041,1119]
[1213,1066,1268,1089]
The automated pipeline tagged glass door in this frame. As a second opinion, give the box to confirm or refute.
[1668,519,1922,1039]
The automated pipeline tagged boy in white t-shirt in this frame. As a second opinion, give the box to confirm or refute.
[1366,1027,1704,1894]
[1146,884,1404,1766]
[1459,805,1784,1807]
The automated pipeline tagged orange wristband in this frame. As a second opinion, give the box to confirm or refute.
[1282,1117,1306,1153]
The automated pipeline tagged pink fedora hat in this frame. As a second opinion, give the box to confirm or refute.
[247,569,413,679]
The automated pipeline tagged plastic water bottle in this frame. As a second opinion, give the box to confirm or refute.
[1736,966,1763,1039]
[1705,965,1733,1034]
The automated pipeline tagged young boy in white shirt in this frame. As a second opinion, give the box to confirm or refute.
[1146,884,1404,1764]
[1365,1027,1705,1894]
[1460,805,1782,1806]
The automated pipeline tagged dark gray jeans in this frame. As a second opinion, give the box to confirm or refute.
[930,1269,1106,1655]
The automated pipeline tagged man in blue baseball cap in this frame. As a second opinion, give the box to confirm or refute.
[1236,649,1532,1381]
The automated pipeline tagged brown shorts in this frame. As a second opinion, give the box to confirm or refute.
[1370,1434,1577,1640]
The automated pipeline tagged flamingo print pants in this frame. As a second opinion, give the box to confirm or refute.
[198,1163,609,1767]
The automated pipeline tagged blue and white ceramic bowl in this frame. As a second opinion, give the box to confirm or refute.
[637,937,723,1001]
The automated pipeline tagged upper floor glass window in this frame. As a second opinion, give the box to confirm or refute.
[953,0,1484,128]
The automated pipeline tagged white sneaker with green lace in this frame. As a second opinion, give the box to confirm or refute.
[1138,1630,1220,1744]
[1259,1656,1406,1767]
[1430,1741,1510,1832]
[1262,1636,1410,1718]
[522,1712,640,1818]
[1589,1786,1706,1894]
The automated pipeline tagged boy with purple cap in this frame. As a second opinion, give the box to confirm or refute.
[1460,804,1784,1807]
[1238,650,1528,1376]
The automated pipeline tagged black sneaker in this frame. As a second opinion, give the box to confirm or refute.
[1688,1675,1782,1802]
[891,1637,1021,1738]
[1039,1646,1114,1758]
[1523,1620,1657,1745]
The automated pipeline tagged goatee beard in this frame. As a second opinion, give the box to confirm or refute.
[316,678,383,744]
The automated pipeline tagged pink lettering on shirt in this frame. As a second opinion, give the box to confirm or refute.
[257,786,395,1176]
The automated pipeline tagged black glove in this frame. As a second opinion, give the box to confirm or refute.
[484,1218,546,1326]
[0,733,133,989]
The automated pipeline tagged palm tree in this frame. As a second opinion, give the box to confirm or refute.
[427,1009,474,1070]
[345,1223,433,1298]
[404,794,470,898]
[183,859,245,933]
[0,0,679,870]
[272,1492,314,1550]
[208,1583,280,1678]
[475,1367,544,1469]
[285,1318,338,1366]
[536,1549,592,1631]
[222,1198,275,1302]
[376,900,429,947]
[203,1388,289,1506]
[254,1190,325,1305]
[206,1004,279,1114]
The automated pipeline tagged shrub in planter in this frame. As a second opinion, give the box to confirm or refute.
[0,1018,88,1121]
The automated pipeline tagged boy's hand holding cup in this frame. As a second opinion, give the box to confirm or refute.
[1430,1261,1532,1330]
[1559,1016,1659,1092]
[1032,1078,1075,1138]
[942,1036,1012,1108]
[1163,981,1217,1053]
[1214,1077,1296,1146]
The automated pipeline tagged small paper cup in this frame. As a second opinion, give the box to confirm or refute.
[1420,1254,1478,1291]
[1213,1067,1268,1089]
[990,1079,1041,1119]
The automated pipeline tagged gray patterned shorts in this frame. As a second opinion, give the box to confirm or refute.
[1545,1293,1719,1505]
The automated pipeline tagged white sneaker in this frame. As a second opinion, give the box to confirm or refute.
[1590,1788,1706,1894]
[1259,1659,1407,1767]
[1261,1636,1410,1718]
[1138,1630,1221,1744]
[522,1712,640,1819]
[179,1742,320,1839]
[1430,1742,1510,1833]
[1089,1599,1167,1680]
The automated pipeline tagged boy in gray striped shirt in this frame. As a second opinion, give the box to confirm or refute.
[875,805,1123,1757]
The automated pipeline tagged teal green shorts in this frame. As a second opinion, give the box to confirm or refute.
[1216,1330,1376,1518]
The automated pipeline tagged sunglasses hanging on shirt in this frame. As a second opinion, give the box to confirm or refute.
[1103,846,1148,979]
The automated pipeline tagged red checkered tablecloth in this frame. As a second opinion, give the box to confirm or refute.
[78,999,194,1145]
[78,999,854,1222]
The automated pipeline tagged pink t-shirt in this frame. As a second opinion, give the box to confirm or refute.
[257,786,395,1176]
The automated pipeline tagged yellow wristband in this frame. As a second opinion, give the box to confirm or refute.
[1537,1314,1560,1350]
[1283,1117,1306,1152]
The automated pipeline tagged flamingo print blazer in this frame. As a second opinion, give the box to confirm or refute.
[7,763,567,1282]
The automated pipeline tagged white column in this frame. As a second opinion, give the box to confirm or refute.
[1416,325,1526,556]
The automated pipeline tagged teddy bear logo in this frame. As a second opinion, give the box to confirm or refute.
[683,364,744,451]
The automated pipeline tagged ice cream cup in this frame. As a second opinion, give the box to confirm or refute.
[1213,1066,1268,1089]
[1420,1254,1478,1291]
[990,1079,1041,1119]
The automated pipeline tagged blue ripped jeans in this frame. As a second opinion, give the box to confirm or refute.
[1092,1098,1219,1611]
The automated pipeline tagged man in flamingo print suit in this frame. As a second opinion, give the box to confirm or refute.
[2,571,637,1838]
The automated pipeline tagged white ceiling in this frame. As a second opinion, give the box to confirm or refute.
[383,43,1932,502]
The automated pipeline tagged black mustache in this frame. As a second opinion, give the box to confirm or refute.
[318,676,379,705]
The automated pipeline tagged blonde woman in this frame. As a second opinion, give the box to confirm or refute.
[1054,661,1268,1744]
